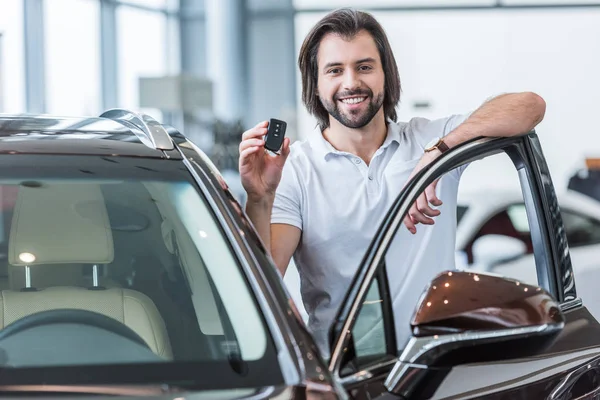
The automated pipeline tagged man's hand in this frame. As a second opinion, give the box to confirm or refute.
[403,150,443,234]
[239,121,291,201]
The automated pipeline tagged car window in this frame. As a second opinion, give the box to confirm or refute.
[561,210,600,247]
[352,277,386,361]
[0,155,281,388]
[460,202,535,266]
[456,155,537,288]
[561,209,600,324]
[343,272,396,377]
[345,151,544,369]
[507,204,530,233]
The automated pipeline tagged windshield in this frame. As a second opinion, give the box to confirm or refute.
[0,155,281,389]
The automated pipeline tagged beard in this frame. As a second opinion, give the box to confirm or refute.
[320,89,384,129]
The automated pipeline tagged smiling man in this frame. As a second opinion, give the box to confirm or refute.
[239,8,546,356]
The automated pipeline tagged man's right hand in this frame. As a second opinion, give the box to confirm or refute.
[239,121,291,201]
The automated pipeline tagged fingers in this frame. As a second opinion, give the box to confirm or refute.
[242,121,268,141]
[404,215,416,235]
[238,146,262,168]
[280,137,291,159]
[239,138,265,153]
[239,145,261,159]
[408,201,435,225]
[416,192,441,218]
[405,184,443,234]
[425,179,443,206]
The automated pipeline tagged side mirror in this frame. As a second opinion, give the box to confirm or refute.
[385,270,564,398]
[472,234,527,270]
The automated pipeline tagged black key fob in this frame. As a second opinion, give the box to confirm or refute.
[264,118,287,153]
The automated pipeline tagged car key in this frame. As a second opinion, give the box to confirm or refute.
[264,118,287,154]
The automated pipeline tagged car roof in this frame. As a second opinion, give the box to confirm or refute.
[0,114,182,159]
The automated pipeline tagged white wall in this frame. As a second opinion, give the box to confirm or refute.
[294,8,600,193]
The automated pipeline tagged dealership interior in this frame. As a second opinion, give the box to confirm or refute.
[2,1,600,392]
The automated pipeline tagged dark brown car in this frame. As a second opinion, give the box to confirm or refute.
[0,110,594,400]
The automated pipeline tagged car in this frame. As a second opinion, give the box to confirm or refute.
[0,110,595,399]
[455,188,600,322]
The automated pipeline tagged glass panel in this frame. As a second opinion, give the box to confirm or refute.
[117,6,166,120]
[352,277,386,361]
[563,208,600,324]
[0,154,279,387]
[562,210,600,248]
[507,204,530,233]
[383,152,537,352]
[293,0,495,9]
[45,0,101,116]
[124,0,168,8]
[458,154,536,286]
[0,0,25,113]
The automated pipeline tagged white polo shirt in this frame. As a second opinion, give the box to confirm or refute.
[272,115,469,357]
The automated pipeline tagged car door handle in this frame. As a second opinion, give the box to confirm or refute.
[548,356,600,400]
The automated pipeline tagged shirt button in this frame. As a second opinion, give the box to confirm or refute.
[354,159,361,164]
[368,175,373,181]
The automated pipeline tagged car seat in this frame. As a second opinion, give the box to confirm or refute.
[4,182,173,359]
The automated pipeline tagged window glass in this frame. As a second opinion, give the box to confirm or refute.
[0,154,280,388]
[352,277,386,361]
[124,0,168,8]
[563,208,600,324]
[507,204,530,233]
[117,6,166,120]
[350,152,540,360]
[457,154,536,287]
[45,0,101,116]
[562,210,600,248]
[0,0,25,113]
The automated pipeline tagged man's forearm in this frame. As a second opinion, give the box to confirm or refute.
[444,92,547,149]
[245,195,274,253]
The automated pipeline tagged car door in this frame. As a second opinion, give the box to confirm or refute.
[328,132,600,399]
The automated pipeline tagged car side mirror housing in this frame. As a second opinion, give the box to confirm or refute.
[385,270,564,398]
[472,234,527,270]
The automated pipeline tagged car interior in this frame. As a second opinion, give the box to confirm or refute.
[0,177,238,366]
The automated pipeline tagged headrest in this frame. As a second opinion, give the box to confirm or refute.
[8,182,114,266]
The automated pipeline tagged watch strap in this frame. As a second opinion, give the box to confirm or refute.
[436,138,449,153]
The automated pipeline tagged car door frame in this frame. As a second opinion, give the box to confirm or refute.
[328,132,580,396]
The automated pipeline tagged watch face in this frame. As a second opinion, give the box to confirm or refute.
[425,137,441,150]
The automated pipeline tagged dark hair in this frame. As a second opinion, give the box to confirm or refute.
[298,8,401,130]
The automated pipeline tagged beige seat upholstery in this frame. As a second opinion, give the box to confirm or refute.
[8,184,114,269]
[4,183,172,359]
[0,286,172,358]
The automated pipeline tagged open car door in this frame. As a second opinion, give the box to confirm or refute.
[328,132,600,399]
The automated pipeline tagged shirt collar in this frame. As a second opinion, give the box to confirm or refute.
[308,118,401,161]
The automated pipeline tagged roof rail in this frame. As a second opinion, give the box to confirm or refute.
[99,109,174,151]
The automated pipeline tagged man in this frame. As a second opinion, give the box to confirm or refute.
[239,8,546,356]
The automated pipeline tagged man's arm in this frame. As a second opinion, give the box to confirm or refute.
[444,92,546,147]
[404,92,546,233]
[239,120,300,275]
[271,224,301,276]
[245,197,300,277]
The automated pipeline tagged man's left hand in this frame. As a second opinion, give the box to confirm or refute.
[403,150,443,234]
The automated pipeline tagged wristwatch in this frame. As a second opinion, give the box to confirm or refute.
[424,137,450,153]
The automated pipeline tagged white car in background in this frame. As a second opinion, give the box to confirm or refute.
[457,189,600,320]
